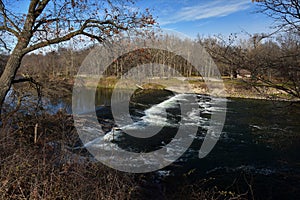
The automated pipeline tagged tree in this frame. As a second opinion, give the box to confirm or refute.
[251,0,300,98]
[254,0,300,32]
[197,34,244,79]
[0,0,154,112]
[0,53,8,76]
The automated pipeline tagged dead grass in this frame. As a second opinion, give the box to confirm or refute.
[0,110,140,200]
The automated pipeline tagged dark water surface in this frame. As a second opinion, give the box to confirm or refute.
[69,88,300,199]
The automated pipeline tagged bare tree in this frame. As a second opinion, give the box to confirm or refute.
[254,0,300,32]
[0,0,155,112]
[250,0,300,98]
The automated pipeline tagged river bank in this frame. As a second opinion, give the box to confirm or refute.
[45,76,299,102]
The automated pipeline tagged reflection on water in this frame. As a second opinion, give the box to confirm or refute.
[73,88,133,114]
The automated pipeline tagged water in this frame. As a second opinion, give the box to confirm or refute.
[4,86,299,198]
[65,88,300,198]
[4,88,72,115]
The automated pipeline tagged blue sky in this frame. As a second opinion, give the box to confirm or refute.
[7,0,274,40]
[137,0,274,38]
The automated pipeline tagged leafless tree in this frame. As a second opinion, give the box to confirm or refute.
[254,0,300,32]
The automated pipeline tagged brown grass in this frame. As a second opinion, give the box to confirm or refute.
[0,110,140,200]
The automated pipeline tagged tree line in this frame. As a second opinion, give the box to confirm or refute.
[0,27,299,99]
[198,32,300,97]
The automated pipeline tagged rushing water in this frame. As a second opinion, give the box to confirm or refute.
[63,88,300,198]
[70,88,300,198]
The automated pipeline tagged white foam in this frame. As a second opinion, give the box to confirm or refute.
[85,93,217,153]
[103,130,123,142]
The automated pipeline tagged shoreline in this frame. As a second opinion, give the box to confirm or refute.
[93,84,299,102]
[39,76,300,102]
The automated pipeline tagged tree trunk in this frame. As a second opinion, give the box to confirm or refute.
[0,48,25,115]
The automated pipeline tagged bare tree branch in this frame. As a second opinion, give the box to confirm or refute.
[0,1,21,36]
[0,37,11,51]
[255,0,300,32]
[0,25,19,37]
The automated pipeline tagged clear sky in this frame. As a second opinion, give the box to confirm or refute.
[136,0,274,38]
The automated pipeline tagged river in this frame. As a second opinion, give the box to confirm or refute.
[46,88,300,199]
